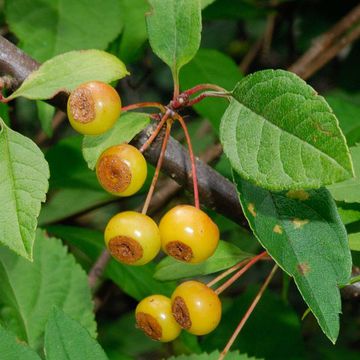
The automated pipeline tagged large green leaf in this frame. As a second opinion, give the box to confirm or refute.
[8,50,128,100]
[83,112,150,170]
[0,230,96,350]
[0,326,41,360]
[0,119,49,259]
[328,145,360,203]
[47,225,176,300]
[5,0,123,62]
[233,172,352,343]
[220,70,353,191]
[45,308,107,360]
[155,241,252,281]
[146,0,201,82]
[180,48,242,130]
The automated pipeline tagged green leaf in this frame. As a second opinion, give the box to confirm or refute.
[220,69,353,191]
[201,0,216,9]
[180,48,242,130]
[45,308,107,360]
[326,91,360,146]
[8,50,128,100]
[46,225,176,300]
[146,0,202,82]
[0,119,49,259]
[39,188,114,226]
[83,112,150,170]
[349,233,360,251]
[36,101,55,137]
[118,0,149,63]
[233,172,352,343]
[328,145,360,203]
[0,229,96,350]
[5,0,123,62]
[0,326,41,360]
[167,350,260,360]
[155,241,252,281]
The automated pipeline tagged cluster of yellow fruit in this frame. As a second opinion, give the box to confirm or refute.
[67,81,222,342]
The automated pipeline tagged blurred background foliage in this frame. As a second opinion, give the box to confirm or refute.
[0,0,359,359]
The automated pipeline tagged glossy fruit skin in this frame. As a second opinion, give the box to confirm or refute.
[104,211,160,265]
[96,144,147,197]
[67,81,121,135]
[171,280,222,336]
[135,295,181,342]
[159,205,219,264]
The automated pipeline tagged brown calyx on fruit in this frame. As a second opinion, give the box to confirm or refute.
[108,236,143,264]
[166,241,193,262]
[172,296,191,329]
[136,312,162,340]
[69,87,95,123]
[97,155,131,193]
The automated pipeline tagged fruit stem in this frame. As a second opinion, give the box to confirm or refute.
[187,91,231,107]
[184,83,227,96]
[218,264,278,360]
[174,113,200,209]
[207,259,251,288]
[214,251,268,295]
[140,110,171,153]
[121,102,166,113]
[141,119,173,215]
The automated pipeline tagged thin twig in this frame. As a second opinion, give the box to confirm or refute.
[142,119,172,214]
[289,3,360,79]
[218,265,278,360]
[215,252,267,295]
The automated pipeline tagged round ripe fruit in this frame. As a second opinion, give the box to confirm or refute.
[136,295,181,342]
[67,81,121,135]
[104,211,160,265]
[171,280,222,336]
[159,205,219,264]
[96,144,147,196]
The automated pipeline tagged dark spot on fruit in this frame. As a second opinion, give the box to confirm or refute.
[69,87,95,123]
[108,236,143,264]
[166,241,193,262]
[97,155,131,193]
[136,312,162,340]
[172,296,191,329]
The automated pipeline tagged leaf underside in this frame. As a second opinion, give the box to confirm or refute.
[234,172,352,343]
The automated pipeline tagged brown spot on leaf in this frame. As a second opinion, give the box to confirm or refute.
[68,87,95,123]
[315,122,335,137]
[297,262,311,275]
[292,218,309,229]
[166,241,193,262]
[172,296,191,329]
[286,190,310,201]
[136,312,162,340]
[108,236,143,264]
[248,203,256,217]
[273,224,283,234]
